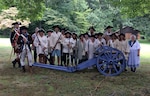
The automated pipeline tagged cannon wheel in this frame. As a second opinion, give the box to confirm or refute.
[96,46,126,76]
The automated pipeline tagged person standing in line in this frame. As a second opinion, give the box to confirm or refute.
[104,26,113,36]
[10,22,21,68]
[85,35,96,69]
[117,33,130,71]
[94,33,106,48]
[34,29,48,64]
[105,35,114,47]
[111,33,120,49]
[60,28,66,66]
[17,26,33,72]
[62,31,75,66]
[71,33,78,66]
[77,34,86,64]
[84,33,89,44]
[85,35,96,60]
[128,34,140,72]
[47,29,53,64]
[50,25,62,65]
[31,27,40,63]
[88,26,95,36]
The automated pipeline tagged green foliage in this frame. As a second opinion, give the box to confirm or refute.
[0,0,46,21]
[110,0,150,17]
[0,0,150,38]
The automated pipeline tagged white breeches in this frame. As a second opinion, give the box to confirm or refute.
[20,49,33,66]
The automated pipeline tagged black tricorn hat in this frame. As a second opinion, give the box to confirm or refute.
[97,33,103,36]
[89,35,95,38]
[12,22,21,25]
[47,29,53,33]
[79,34,84,38]
[105,26,113,30]
[65,31,72,35]
[89,26,96,31]
[20,26,28,30]
[61,28,67,31]
[84,32,90,37]
[119,33,125,37]
[72,32,77,36]
[52,25,60,29]
[38,29,45,33]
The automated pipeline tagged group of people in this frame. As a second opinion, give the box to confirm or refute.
[10,22,140,73]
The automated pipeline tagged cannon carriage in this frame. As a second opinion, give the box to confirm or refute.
[33,46,126,76]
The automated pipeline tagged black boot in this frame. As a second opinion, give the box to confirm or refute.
[133,68,136,72]
[12,59,17,68]
[18,61,21,68]
[22,66,26,72]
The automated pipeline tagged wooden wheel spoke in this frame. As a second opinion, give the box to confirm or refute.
[112,51,119,59]
[99,56,108,61]
[112,64,119,73]
[115,57,123,62]
[104,52,110,59]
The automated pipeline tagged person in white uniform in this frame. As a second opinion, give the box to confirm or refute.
[85,35,96,60]
[88,26,95,36]
[71,33,78,66]
[47,29,53,64]
[77,34,86,64]
[104,26,113,36]
[105,35,114,47]
[128,34,140,72]
[32,27,40,62]
[62,31,75,66]
[94,33,106,48]
[34,29,48,64]
[50,25,62,65]
[17,26,33,72]
[111,33,119,49]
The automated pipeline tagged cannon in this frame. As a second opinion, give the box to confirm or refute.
[33,46,126,76]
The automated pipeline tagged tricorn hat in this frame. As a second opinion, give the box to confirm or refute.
[52,25,60,29]
[79,34,84,38]
[38,29,45,33]
[89,35,95,38]
[65,31,72,35]
[12,22,21,25]
[61,28,67,32]
[89,26,96,31]
[72,32,77,36]
[47,29,53,33]
[20,26,28,31]
[105,26,113,30]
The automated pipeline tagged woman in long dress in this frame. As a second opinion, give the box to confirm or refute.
[128,34,140,72]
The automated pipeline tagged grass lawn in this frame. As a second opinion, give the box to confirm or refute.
[0,38,150,96]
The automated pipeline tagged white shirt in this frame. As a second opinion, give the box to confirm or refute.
[50,31,62,50]
[62,38,75,53]
[33,34,48,55]
[104,31,112,36]
[47,35,52,52]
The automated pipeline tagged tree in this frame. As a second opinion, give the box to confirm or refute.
[0,0,46,21]
[110,0,150,17]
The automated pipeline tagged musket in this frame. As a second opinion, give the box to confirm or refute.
[51,34,62,54]
[12,28,20,40]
